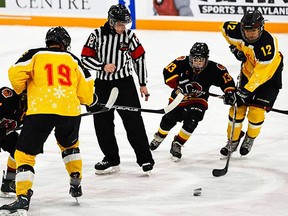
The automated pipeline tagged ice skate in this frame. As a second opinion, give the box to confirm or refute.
[149,133,165,151]
[0,189,33,216]
[170,137,183,161]
[94,161,120,175]
[220,131,244,156]
[239,134,255,156]
[0,171,16,198]
[141,163,153,176]
[69,172,82,204]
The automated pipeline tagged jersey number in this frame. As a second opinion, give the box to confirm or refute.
[165,63,177,73]
[222,72,233,84]
[45,64,72,86]
[261,45,272,56]
[227,22,238,30]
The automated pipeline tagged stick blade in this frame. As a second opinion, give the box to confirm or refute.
[163,93,184,114]
[80,87,119,117]
[212,168,228,177]
[105,87,119,110]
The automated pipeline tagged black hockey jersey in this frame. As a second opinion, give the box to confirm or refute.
[0,87,26,133]
[163,56,235,107]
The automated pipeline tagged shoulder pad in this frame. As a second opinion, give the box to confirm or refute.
[176,56,186,61]
[216,63,227,71]
[0,87,14,99]
[223,21,242,40]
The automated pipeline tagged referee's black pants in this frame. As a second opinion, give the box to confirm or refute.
[93,76,154,167]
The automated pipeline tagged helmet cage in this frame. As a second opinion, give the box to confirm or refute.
[189,42,209,73]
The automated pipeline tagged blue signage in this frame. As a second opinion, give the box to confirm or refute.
[119,0,136,29]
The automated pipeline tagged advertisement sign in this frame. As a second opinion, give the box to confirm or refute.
[0,0,287,32]
[0,0,117,17]
[148,0,288,22]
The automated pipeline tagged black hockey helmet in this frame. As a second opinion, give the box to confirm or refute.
[190,42,209,58]
[108,4,132,27]
[240,10,264,43]
[189,42,209,73]
[45,26,71,51]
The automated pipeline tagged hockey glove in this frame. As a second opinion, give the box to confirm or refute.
[230,45,247,62]
[86,93,100,112]
[223,91,236,106]
[235,88,251,106]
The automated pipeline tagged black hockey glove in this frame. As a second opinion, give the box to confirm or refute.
[85,93,100,112]
[235,88,251,106]
[230,45,247,62]
[223,91,236,106]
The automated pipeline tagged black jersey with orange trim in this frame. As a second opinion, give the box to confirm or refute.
[163,56,235,107]
[0,87,26,130]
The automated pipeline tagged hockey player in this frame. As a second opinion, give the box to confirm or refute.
[220,10,283,156]
[0,26,95,215]
[150,42,236,160]
[0,87,26,197]
[81,4,155,175]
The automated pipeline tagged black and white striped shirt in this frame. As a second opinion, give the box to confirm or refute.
[81,22,148,86]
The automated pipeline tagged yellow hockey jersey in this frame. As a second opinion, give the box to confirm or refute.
[222,21,282,92]
[9,47,94,116]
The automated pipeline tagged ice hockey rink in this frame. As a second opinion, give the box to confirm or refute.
[0,25,288,216]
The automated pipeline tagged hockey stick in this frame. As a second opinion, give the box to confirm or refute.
[98,92,184,114]
[212,69,243,177]
[212,103,237,177]
[80,87,119,117]
[207,92,288,115]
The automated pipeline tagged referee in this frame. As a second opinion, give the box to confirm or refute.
[81,4,155,175]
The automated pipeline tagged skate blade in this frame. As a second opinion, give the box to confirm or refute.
[95,166,120,175]
[74,197,80,206]
[0,209,27,216]
[171,156,181,162]
[142,171,152,177]
[0,192,16,198]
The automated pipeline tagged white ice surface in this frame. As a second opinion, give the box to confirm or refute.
[0,26,288,216]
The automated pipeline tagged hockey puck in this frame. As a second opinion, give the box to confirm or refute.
[193,188,202,196]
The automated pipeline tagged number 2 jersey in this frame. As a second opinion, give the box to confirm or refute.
[163,55,235,108]
[8,48,94,116]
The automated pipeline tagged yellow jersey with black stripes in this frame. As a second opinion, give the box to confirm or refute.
[9,47,94,116]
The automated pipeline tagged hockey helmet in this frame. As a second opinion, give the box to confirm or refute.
[45,26,71,51]
[189,42,209,73]
[240,10,264,43]
[108,4,132,27]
